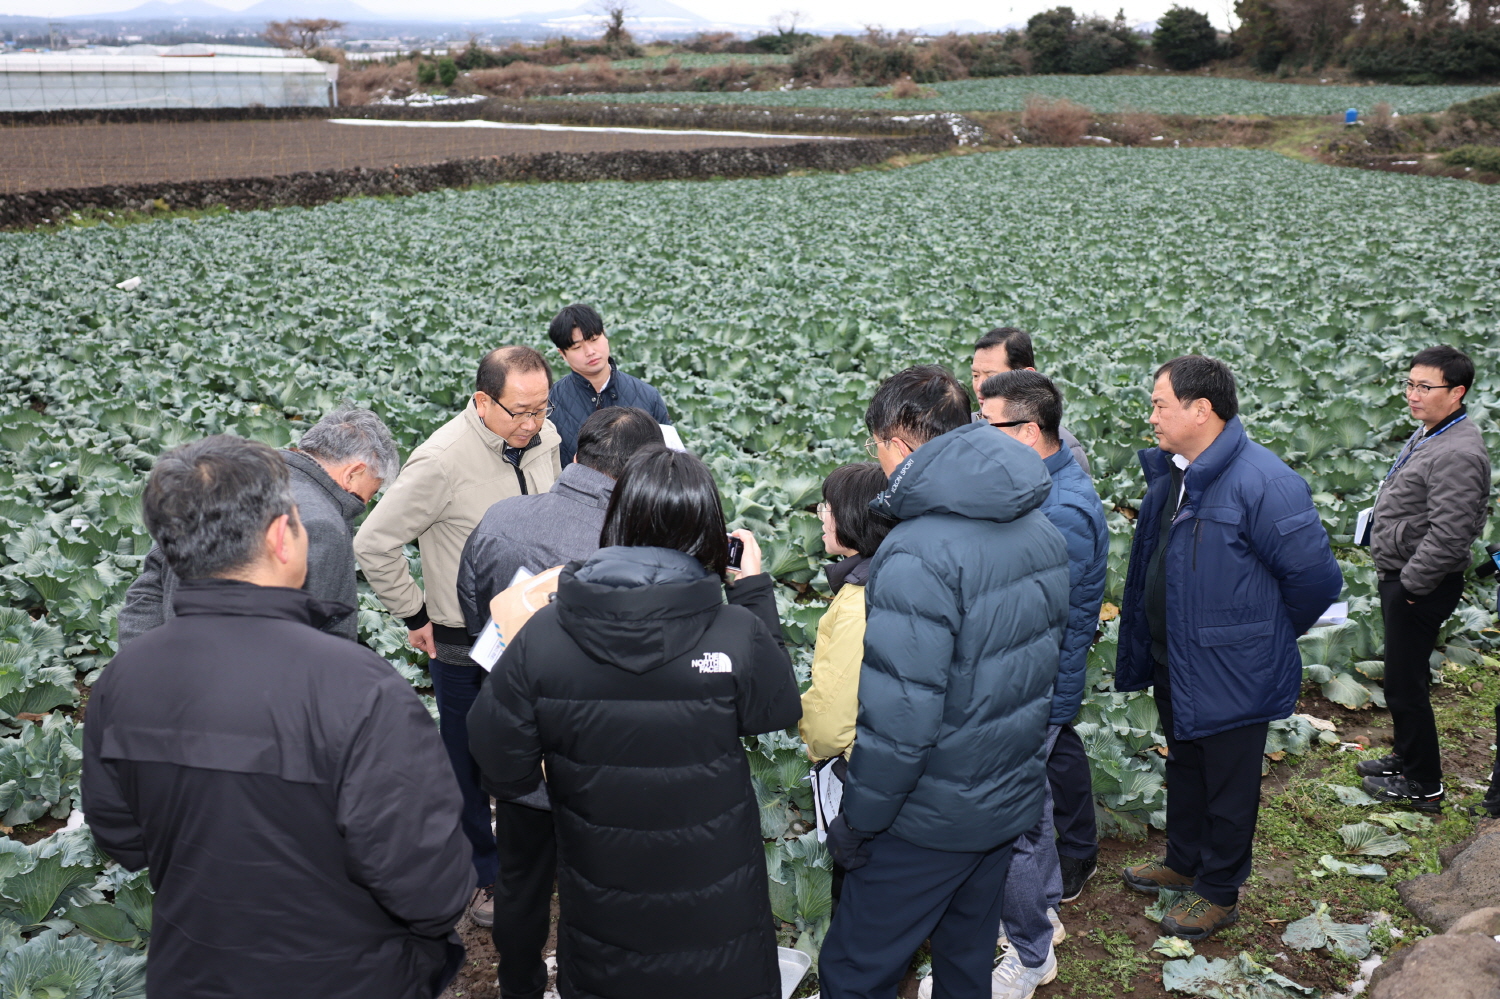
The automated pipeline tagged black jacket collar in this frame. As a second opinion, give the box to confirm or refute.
[172,578,353,630]
[826,553,871,594]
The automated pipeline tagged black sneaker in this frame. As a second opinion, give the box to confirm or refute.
[1059,852,1098,903]
[1361,774,1444,813]
[1355,753,1404,778]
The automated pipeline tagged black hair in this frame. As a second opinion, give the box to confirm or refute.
[574,407,665,479]
[822,463,896,558]
[548,303,606,351]
[476,345,552,401]
[1154,354,1239,422]
[600,448,731,577]
[864,365,971,445]
[973,327,1035,370]
[978,370,1063,446]
[142,434,298,580]
[1409,344,1475,392]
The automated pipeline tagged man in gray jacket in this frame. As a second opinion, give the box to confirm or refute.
[1360,344,1492,811]
[116,407,399,646]
[455,405,662,999]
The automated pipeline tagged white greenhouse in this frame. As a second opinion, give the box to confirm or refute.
[0,55,339,112]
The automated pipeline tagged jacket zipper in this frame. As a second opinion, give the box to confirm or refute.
[512,461,528,496]
[1193,518,1201,571]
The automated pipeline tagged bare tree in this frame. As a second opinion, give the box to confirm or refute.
[771,9,804,35]
[263,18,346,54]
[594,1,634,46]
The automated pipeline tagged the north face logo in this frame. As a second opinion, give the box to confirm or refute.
[693,652,732,674]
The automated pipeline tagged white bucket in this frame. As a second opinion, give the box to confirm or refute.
[778,947,812,999]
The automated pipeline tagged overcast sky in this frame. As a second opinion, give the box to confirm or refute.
[18,0,1238,35]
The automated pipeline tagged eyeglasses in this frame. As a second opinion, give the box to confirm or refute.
[989,420,1030,429]
[1403,380,1455,397]
[491,397,554,423]
[816,502,830,518]
[863,436,899,459]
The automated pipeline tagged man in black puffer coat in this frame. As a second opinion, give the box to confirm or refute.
[467,542,801,999]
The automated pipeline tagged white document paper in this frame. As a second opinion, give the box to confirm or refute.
[1313,601,1350,628]
[659,425,686,451]
[1354,507,1373,546]
[508,566,535,588]
[469,617,507,672]
[810,763,845,843]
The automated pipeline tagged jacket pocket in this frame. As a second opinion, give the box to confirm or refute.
[1198,619,1274,647]
[1274,507,1320,536]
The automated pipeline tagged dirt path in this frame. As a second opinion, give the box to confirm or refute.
[0,119,837,194]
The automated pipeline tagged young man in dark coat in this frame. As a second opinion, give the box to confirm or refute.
[818,366,1071,999]
[82,435,474,999]
[1117,355,1343,940]
[1359,345,1491,811]
[116,406,399,645]
[454,406,663,999]
[546,303,672,465]
[467,448,801,999]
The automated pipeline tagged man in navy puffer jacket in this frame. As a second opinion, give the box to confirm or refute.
[974,370,1107,996]
[1118,355,1342,941]
[819,366,1070,999]
[546,304,671,465]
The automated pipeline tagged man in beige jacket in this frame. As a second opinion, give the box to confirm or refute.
[355,345,562,926]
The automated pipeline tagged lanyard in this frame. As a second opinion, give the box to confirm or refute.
[1385,413,1467,480]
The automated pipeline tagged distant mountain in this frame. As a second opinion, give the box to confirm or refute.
[237,0,379,19]
[75,0,379,20]
[90,0,240,17]
[502,0,712,26]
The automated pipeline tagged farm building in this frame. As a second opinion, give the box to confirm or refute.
[0,53,338,111]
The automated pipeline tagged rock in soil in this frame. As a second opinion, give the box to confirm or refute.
[1397,821,1500,931]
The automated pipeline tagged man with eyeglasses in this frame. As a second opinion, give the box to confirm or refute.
[1359,344,1491,812]
[546,303,671,465]
[969,326,1090,476]
[354,345,561,929]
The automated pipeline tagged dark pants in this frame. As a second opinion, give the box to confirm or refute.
[819,832,1014,999]
[1048,722,1098,860]
[1155,666,1267,908]
[430,658,499,889]
[493,801,557,999]
[1379,572,1465,786]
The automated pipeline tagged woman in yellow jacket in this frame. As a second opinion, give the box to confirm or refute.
[799,463,897,763]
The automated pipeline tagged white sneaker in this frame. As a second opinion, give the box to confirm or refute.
[1049,907,1066,946]
[915,946,1057,999]
[991,946,1058,999]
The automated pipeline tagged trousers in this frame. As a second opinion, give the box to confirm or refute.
[430,658,500,889]
[1155,666,1267,908]
[493,800,557,999]
[1000,724,1062,968]
[1048,722,1098,860]
[1379,572,1466,786]
[819,832,1014,999]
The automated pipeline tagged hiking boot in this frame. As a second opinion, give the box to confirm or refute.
[1159,892,1240,941]
[1362,774,1444,813]
[1059,851,1097,902]
[1355,753,1404,778]
[468,884,495,928]
[1048,907,1066,946]
[916,945,1057,999]
[1122,858,1194,895]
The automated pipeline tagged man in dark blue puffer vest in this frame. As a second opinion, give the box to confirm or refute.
[819,366,1070,999]
[1118,355,1342,941]
[545,304,671,465]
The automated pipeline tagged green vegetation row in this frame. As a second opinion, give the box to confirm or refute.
[553,75,1498,115]
[1,147,1497,972]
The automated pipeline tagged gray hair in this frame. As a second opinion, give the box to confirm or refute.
[143,435,297,580]
[296,407,401,484]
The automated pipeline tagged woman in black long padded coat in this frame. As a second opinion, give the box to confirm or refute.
[468,447,802,999]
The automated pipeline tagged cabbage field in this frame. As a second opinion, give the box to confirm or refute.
[561,75,1499,115]
[1,146,1498,983]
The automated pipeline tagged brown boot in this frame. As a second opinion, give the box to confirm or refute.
[467,884,494,928]
[1160,892,1239,941]
[1121,858,1194,895]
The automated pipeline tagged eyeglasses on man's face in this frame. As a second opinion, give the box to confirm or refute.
[862,436,896,459]
[1403,379,1455,397]
[491,397,553,424]
[989,420,1030,430]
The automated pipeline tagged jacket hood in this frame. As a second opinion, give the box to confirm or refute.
[872,421,1053,525]
[172,577,354,630]
[826,553,871,594]
[555,546,724,674]
[551,462,614,511]
[281,449,366,526]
